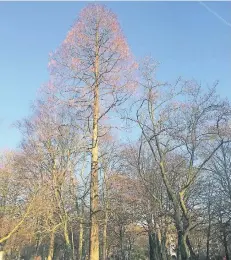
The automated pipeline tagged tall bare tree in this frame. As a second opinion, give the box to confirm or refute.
[48,5,137,259]
[129,57,231,260]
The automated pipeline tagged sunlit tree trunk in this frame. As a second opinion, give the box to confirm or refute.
[63,218,72,258]
[71,226,75,260]
[89,23,100,260]
[102,159,109,260]
[47,230,55,260]
[0,249,5,260]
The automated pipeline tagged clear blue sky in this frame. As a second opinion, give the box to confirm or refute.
[0,1,230,150]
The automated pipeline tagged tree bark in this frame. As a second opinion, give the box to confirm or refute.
[71,226,75,260]
[89,22,100,260]
[148,232,162,260]
[206,199,211,260]
[119,226,125,260]
[78,219,83,260]
[0,251,4,260]
[63,219,72,259]
[102,162,109,260]
[47,230,55,260]
[223,230,230,260]
[161,233,168,260]
[102,211,108,260]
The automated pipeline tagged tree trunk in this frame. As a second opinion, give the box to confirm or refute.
[47,229,55,260]
[177,230,190,260]
[102,212,108,260]
[223,230,230,260]
[89,23,100,260]
[149,232,155,260]
[63,219,72,259]
[161,233,168,260]
[173,204,190,260]
[119,226,125,260]
[158,158,190,260]
[102,177,108,260]
[148,232,162,260]
[0,243,5,260]
[71,226,75,260]
[78,220,83,260]
[186,236,196,260]
[0,251,4,260]
[206,200,211,260]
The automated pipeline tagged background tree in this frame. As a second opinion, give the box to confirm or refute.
[128,57,231,260]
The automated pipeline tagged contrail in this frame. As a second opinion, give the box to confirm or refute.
[199,1,231,28]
